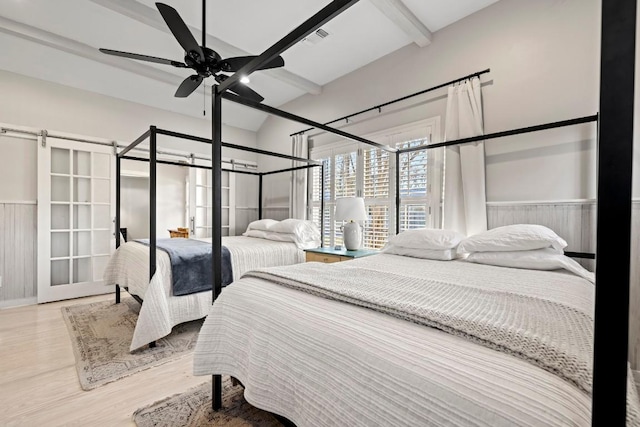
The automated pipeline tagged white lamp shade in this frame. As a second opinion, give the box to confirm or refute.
[335,197,369,221]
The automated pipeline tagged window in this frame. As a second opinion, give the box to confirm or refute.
[362,147,391,248]
[309,118,441,249]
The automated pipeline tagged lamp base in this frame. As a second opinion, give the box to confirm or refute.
[342,221,362,250]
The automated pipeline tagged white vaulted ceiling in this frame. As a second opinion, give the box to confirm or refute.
[0,0,499,131]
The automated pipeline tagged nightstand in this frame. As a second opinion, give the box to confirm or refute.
[304,247,378,263]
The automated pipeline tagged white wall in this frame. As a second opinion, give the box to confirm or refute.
[118,159,188,240]
[0,70,257,152]
[0,70,259,230]
[0,134,37,202]
[257,0,612,207]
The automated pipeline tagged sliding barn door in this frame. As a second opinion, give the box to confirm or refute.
[37,137,116,303]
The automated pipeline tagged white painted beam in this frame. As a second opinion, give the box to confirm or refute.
[0,15,183,87]
[89,0,322,95]
[369,0,432,47]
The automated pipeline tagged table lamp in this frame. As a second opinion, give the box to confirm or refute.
[335,197,369,250]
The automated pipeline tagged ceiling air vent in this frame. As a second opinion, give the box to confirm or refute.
[302,28,330,46]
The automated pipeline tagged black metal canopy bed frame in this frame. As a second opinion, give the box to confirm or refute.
[112,127,324,349]
[199,0,635,425]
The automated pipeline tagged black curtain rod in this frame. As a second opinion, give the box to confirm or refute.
[398,114,598,154]
[290,68,491,137]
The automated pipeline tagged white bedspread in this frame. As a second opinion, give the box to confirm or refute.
[103,236,304,351]
[193,254,640,426]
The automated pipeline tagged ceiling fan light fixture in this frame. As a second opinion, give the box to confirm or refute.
[240,76,251,85]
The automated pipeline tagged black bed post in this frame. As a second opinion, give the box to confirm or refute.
[395,151,401,235]
[116,155,121,250]
[149,126,157,282]
[115,154,121,304]
[320,162,325,247]
[592,0,636,425]
[258,174,263,219]
[115,151,122,304]
[212,87,223,411]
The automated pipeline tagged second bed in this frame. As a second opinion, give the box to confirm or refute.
[104,235,305,350]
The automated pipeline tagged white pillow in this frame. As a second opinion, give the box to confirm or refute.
[382,244,457,261]
[246,219,279,232]
[271,219,321,244]
[243,229,319,250]
[271,219,316,234]
[457,224,567,253]
[465,248,594,283]
[387,228,465,250]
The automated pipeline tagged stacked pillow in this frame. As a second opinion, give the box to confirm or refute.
[382,228,466,260]
[243,218,321,249]
[457,224,594,282]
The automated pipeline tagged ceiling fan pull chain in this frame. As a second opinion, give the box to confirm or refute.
[203,84,206,116]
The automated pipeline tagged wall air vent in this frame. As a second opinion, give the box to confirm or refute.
[301,28,330,46]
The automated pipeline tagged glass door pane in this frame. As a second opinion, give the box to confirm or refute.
[38,139,116,302]
[190,169,233,239]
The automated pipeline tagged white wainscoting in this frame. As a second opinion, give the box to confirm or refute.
[488,200,640,369]
[487,200,597,270]
[263,206,290,221]
[235,207,259,235]
[0,203,37,305]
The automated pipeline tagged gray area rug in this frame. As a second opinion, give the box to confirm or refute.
[61,297,202,390]
[133,378,281,427]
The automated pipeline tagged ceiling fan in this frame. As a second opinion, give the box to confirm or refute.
[99,1,284,102]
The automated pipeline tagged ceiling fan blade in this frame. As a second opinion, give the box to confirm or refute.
[99,48,187,68]
[156,3,204,62]
[228,82,265,103]
[175,75,203,98]
[219,55,285,72]
[215,74,264,102]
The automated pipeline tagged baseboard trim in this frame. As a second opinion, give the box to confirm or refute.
[0,297,37,309]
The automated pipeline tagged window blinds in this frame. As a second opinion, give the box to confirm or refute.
[308,117,441,249]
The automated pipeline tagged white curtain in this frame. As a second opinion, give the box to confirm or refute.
[290,134,309,219]
[443,77,487,236]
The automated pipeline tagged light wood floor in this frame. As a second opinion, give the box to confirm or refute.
[0,293,208,426]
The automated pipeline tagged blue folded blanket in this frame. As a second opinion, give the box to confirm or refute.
[135,238,233,296]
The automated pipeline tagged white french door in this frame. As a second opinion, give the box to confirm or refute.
[37,137,116,303]
[187,163,235,238]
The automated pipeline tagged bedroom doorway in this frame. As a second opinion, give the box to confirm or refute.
[37,137,116,303]
[187,163,236,238]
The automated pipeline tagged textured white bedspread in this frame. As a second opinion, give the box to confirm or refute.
[193,254,639,426]
[103,236,304,350]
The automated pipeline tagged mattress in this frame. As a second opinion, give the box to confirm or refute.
[103,236,304,350]
[193,253,640,426]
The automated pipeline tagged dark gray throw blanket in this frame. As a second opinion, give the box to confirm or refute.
[135,238,232,296]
